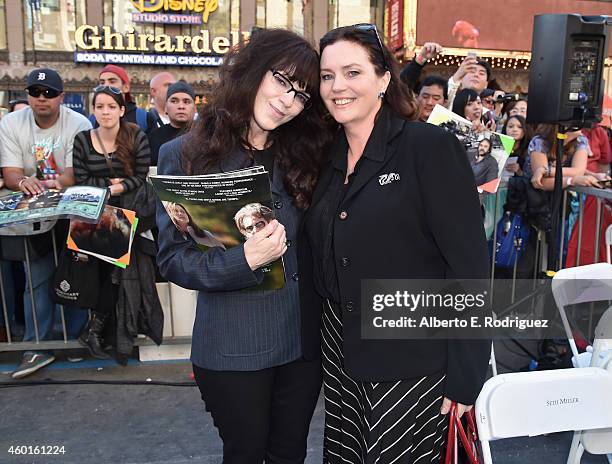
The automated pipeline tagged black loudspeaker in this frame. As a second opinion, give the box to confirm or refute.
[527,14,610,126]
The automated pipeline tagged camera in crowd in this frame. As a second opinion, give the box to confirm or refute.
[495,93,524,104]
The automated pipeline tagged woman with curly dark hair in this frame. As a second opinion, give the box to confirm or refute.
[156,29,332,462]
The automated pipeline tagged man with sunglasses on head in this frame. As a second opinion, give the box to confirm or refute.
[0,67,91,379]
[91,64,150,132]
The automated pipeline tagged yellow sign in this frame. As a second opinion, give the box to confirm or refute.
[131,0,218,23]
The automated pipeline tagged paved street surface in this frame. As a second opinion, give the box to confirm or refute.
[0,351,609,464]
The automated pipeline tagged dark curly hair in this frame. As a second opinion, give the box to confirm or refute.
[181,29,333,209]
[319,25,418,121]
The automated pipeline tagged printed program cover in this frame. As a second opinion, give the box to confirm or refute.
[151,167,285,290]
[0,185,108,228]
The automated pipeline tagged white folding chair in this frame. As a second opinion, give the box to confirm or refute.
[566,308,612,464]
[551,263,612,362]
[551,263,612,463]
[475,368,612,464]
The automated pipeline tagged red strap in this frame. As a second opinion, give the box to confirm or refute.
[442,402,481,464]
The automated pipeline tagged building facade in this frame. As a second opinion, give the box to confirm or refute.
[0,0,610,115]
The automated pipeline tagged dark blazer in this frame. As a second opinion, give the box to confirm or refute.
[303,106,491,404]
[155,136,320,370]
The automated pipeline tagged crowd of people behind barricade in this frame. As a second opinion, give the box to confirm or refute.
[0,65,196,378]
[0,38,610,384]
[405,43,611,279]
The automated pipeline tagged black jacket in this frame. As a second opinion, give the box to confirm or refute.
[301,106,491,404]
[400,58,425,92]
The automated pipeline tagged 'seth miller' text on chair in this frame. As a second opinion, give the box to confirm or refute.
[475,368,612,464]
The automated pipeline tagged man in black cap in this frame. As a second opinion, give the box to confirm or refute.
[147,81,196,166]
[0,67,91,378]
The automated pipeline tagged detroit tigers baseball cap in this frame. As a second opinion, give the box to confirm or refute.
[26,68,64,92]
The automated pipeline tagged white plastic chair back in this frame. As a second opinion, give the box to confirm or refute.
[590,308,612,370]
[475,368,612,464]
[580,308,612,455]
[551,263,612,359]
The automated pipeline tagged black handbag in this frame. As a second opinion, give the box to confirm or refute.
[505,176,551,231]
[120,181,158,233]
[51,248,100,308]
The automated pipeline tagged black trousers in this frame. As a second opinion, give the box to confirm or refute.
[92,261,118,316]
[193,357,322,464]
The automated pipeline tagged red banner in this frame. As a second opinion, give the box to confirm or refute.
[386,0,404,52]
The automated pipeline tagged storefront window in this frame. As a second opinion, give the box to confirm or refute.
[0,1,6,50]
[256,0,304,35]
[24,0,87,51]
[328,0,379,30]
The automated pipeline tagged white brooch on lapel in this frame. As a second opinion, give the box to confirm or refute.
[378,173,400,186]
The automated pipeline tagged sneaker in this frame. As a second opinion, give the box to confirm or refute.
[11,351,55,379]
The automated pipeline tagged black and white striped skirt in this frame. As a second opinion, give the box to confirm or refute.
[322,300,448,464]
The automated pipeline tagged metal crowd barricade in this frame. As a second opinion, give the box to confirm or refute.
[0,228,192,354]
[0,230,72,351]
[563,186,612,268]
[488,185,611,307]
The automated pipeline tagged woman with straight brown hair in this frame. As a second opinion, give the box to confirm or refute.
[305,25,491,463]
[72,85,151,359]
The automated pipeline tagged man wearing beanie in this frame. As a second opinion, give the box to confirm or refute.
[148,81,196,166]
[93,64,150,132]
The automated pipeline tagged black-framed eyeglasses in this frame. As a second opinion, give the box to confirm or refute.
[353,23,389,71]
[93,85,122,95]
[270,70,312,109]
[26,87,61,99]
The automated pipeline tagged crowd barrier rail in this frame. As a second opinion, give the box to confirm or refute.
[1,185,610,356]
[0,231,192,354]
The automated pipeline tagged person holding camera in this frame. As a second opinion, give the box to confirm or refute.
[446,54,493,110]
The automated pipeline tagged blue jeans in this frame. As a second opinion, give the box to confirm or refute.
[0,260,17,328]
[22,252,88,342]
